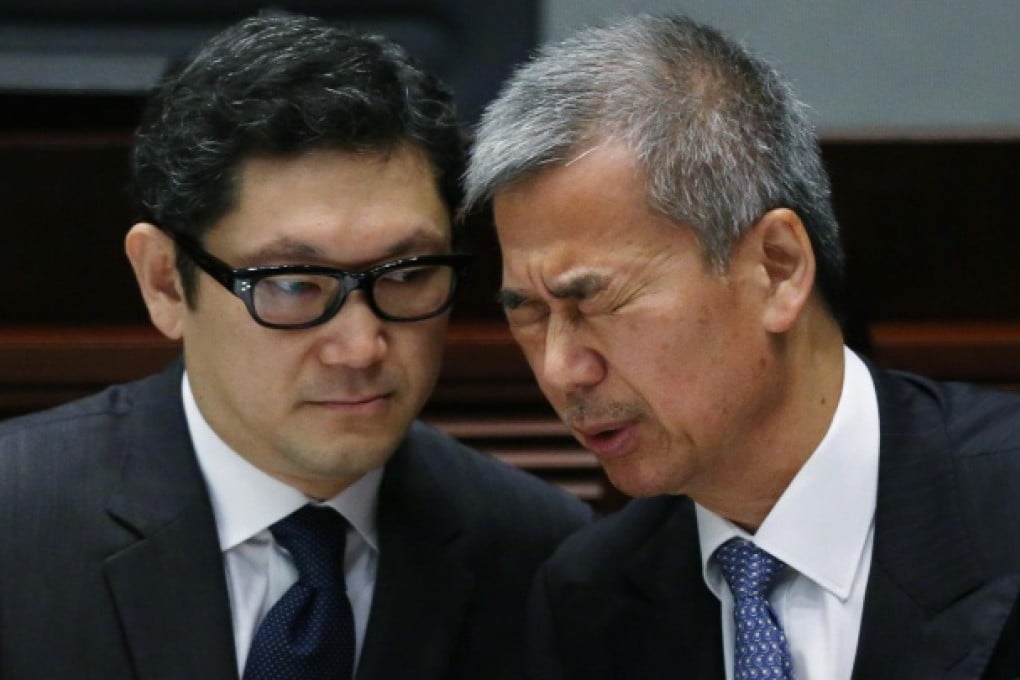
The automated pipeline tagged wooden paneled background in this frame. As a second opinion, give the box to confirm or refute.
[2,93,1019,514]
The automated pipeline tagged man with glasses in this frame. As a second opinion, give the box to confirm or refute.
[0,12,591,679]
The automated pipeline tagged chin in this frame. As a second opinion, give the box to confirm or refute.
[603,459,683,499]
[288,438,393,477]
[327,443,395,473]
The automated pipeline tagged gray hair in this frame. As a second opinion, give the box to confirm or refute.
[465,14,844,314]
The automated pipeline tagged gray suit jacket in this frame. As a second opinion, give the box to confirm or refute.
[0,361,593,679]
[527,365,1020,679]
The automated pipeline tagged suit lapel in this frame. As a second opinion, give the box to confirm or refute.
[628,500,722,679]
[852,368,1020,679]
[356,432,474,680]
[853,562,1019,678]
[104,363,238,680]
[563,499,723,679]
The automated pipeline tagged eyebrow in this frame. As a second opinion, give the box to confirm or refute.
[547,272,609,301]
[380,230,451,259]
[243,229,451,267]
[497,272,609,309]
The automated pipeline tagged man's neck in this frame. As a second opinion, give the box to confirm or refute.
[691,319,846,532]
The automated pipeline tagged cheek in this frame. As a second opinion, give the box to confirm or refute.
[509,325,547,375]
[184,295,244,365]
[190,297,304,392]
[396,321,448,382]
[654,341,773,446]
[612,307,742,416]
[186,285,256,345]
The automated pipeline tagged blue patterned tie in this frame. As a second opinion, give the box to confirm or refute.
[715,538,794,680]
[243,505,356,680]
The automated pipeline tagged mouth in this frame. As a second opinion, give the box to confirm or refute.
[574,421,638,460]
[306,393,392,414]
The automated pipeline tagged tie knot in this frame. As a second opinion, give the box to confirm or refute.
[271,505,348,590]
[715,538,786,600]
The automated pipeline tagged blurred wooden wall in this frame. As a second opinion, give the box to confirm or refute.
[2,92,1019,514]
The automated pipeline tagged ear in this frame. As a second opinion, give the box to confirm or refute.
[124,223,187,340]
[747,208,816,334]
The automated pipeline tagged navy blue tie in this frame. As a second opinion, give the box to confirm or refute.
[243,505,356,680]
[715,538,794,680]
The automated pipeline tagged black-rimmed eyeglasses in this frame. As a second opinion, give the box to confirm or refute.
[169,232,472,330]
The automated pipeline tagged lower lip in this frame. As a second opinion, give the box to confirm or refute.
[578,423,638,460]
[308,396,390,415]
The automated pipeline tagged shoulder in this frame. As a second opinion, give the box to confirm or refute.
[0,367,185,560]
[874,368,1020,567]
[874,368,1020,456]
[397,420,595,536]
[0,365,181,481]
[0,383,130,454]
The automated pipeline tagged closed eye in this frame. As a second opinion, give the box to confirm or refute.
[496,289,528,310]
[497,290,551,328]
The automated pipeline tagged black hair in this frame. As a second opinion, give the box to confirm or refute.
[131,11,466,300]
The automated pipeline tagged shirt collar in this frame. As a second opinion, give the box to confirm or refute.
[697,347,880,601]
[182,372,382,553]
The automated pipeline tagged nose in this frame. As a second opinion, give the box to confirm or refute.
[315,291,387,368]
[536,315,606,395]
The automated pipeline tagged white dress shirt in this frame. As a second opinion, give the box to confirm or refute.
[182,374,382,677]
[697,347,880,680]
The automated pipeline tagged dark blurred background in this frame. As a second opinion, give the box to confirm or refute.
[1,1,1017,512]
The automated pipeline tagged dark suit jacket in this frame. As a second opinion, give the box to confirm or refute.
[0,361,593,679]
[527,366,1020,679]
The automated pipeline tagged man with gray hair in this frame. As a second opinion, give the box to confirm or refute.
[465,13,1020,679]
